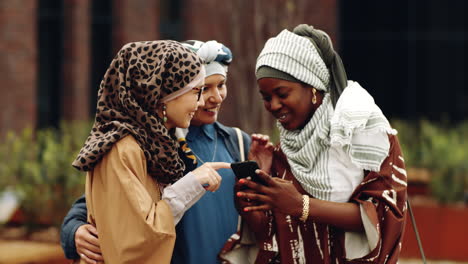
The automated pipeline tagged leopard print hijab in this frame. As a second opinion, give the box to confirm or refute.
[73,40,204,184]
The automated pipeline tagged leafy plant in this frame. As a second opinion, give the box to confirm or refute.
[0,121,91,229]
[392,119,468,204]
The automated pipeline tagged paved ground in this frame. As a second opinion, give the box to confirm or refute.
[0,240,68,264]
[400,259,468,264]
[0,241,466,264]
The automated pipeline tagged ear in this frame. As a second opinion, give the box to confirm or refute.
[155,103,165,119]
[314,89,325,107]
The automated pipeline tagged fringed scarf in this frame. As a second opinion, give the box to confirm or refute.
[279,81,396,200]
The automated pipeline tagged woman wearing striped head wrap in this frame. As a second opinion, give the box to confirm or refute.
[233,25,407,263]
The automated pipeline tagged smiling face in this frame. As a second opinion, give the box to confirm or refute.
[164,81,206,129]
[258,77,319,131]
[190,74,227,126]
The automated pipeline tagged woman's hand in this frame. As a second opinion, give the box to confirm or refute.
[248,134,274,173]
[236,170,303,217]
[234,177,257,213]
[192,162,231,192]
[75,224,104,264]
[234,178,272,241]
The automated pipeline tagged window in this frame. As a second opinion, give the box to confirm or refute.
[90,0,113,116]
[37,0,64,128]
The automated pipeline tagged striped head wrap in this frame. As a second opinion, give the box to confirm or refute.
[256,24,348,106]
[256,25,395,201]
[256,29,330,91]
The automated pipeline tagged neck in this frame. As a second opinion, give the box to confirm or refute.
[164,122,175,130]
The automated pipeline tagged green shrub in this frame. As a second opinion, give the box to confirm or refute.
[392,119,468,204]
[0,121,91,229]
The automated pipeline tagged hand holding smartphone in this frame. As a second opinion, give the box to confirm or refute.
[231,160,266,185]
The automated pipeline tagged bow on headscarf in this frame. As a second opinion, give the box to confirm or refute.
[182,40,232,77]
[177,40,233,171]
[73,40,204,184]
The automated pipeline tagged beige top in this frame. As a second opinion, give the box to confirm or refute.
[84,135,176,264]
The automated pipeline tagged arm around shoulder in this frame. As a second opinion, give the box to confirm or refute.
[60,194,87,259]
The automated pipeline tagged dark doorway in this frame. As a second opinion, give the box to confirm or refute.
[90,0,113,117]
[37,0,64,128]
[339,1,467,122]
[160,0,183,40]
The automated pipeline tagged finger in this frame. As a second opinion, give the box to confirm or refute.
[255,170,277,186]
[82,236,102,254]
[213,180,221,192]
[234,180,248,192]
[251,133,260,139]
[274,178,292,184]
[244,203,273,212]
[82,231,101,250]
[86,225,99,237]
[236,191,272,205]
[204,178,213,191]
[84,233,101,248]
[266,142,275,150]
[79,252,96,264]
[252,133,267,139]
[239,172,275,193]
[239,178,270,193]
[258,134,269,143]
[83,249,104,262]
[251,134,266,143]
[237,189,258,205]
[207,162,231,170]
[254,135,268,144]
[237,199,255,208]
[207,177,217,192]
[209,172,221,192]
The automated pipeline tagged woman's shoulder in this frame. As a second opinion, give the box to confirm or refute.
[214,122,249,137]
[112,135,144,158]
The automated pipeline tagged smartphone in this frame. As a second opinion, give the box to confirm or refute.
[231,160,265,185]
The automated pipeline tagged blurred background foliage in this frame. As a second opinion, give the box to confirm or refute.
[1,118,466,233]
[392,119,468,204]
[0,121,91,230]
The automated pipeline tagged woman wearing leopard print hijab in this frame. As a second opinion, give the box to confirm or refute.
[73,40,230,264]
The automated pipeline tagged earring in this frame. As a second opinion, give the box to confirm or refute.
[162,104,167,123]
[312,88,317,104]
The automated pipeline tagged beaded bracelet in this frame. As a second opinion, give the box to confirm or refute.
[299,194,310,222]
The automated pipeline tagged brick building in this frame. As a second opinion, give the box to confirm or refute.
[0,0,338,137]
[2,0,465,137]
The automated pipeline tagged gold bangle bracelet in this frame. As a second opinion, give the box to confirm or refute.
[299,194,309,222]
